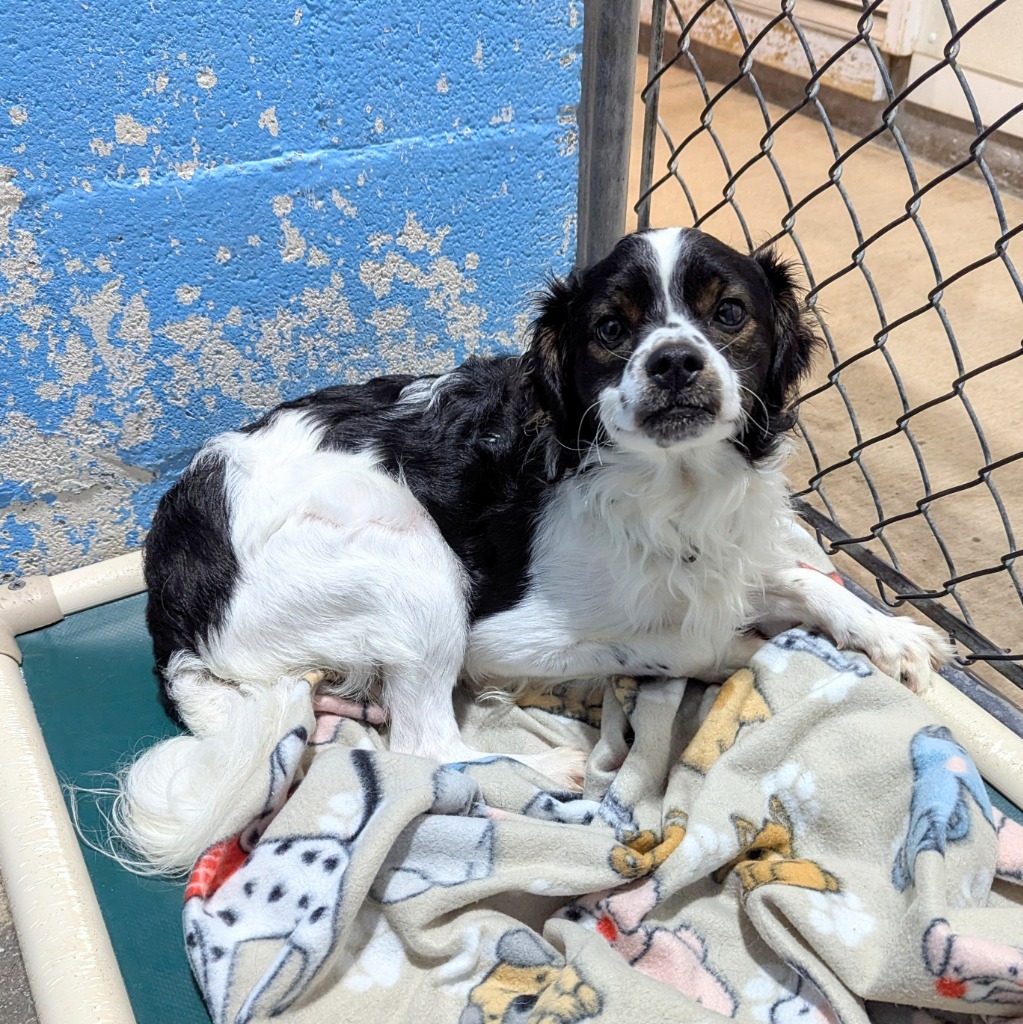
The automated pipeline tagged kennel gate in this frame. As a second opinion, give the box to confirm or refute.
[600,0,1023,714]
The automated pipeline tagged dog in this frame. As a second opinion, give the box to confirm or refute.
[119,227,950,873]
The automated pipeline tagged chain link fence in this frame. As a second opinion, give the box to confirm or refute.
[635,0,1023,696]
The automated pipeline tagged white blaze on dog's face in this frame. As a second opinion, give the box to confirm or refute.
[600,229,745,452]
[530,227,818,463]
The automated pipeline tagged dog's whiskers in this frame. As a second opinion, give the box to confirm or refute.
[548,397,608,467]
[737,381,771,429]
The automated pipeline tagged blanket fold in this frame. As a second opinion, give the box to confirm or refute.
[182,627,1023,1024]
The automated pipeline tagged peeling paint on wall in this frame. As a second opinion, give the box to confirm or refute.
[0,1,582,575]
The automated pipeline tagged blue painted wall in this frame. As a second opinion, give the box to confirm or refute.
[0,2,581,575]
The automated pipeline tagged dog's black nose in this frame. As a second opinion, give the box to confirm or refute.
[645,344,705,391]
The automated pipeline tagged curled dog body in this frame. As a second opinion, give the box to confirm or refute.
[120,228,951,873]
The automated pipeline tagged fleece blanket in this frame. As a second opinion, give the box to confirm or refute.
[180,587,1023,1024]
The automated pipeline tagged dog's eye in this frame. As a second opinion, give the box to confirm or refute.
[714,300,746,328]
[595,317,626,348]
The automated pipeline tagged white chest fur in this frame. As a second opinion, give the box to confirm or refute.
[466,444,794,682]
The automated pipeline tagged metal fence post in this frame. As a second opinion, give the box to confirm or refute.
[577,0,642,269]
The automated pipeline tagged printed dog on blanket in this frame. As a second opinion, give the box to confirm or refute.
[770,973,839,1024]
[118,227,951,873]
[891,725,995,893]
[556,878,737,1016]
[921,918,1023,1005]
[183,744,381,1024]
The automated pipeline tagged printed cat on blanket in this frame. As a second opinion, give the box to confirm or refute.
[461,929,602,1024]
[717,796,841,895]
[680,667,772,774]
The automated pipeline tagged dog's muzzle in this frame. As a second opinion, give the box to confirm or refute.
[620,338,722,448]
[601,331,732,450]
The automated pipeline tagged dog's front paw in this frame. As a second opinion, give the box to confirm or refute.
[858,614,953,692]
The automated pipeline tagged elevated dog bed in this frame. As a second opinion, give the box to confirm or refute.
[1,556,202,1024]
[17,591,209,1024]
[1,552,1023,1024]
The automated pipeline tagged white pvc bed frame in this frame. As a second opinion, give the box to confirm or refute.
[1,551,1022,1024]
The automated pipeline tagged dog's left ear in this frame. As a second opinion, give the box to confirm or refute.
[523,271,581,426]
[754,247,821,425]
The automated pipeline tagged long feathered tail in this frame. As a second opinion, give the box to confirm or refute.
[110,675,315,875]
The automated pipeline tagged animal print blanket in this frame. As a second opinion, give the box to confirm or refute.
[181,572,1023,1024]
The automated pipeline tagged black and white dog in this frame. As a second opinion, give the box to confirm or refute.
[121,228,949,872]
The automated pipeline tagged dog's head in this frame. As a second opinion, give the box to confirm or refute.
[527,227,820,464]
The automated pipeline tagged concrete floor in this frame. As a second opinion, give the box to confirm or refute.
[628,56,1023,708]
[0,871,38,1024]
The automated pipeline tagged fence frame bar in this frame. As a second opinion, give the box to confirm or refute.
[637,0,668,230]
[577,0,643,267]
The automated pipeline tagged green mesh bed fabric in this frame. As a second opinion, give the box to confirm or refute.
[16,594,1023,1024]
[19,594,208,1024]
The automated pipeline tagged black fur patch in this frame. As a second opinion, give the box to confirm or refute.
[738,246,821,461]
[144,453,238,717]
[144,362,560,691]
[272,359,558,619]
[525,235,666,455]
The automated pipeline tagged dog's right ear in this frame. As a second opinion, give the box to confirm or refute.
[524,271,580,425]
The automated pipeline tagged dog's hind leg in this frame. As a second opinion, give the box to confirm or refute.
[382,661,586,791]
[374,538,586,791]
[255,462,587,790]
